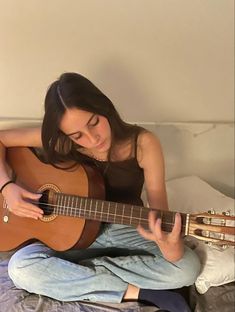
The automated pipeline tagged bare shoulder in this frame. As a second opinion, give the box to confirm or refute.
[138,130,161,146]
[137,130,162,163]
[0,127,42,148]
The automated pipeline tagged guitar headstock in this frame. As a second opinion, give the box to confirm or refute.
[188,210,235,247]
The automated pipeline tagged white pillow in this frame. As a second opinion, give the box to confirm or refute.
[166,176,235,294]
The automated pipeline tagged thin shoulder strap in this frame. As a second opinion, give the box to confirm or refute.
[134,129,141,159]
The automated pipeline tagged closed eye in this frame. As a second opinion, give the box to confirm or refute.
[66,114,99,141]
[73,132,82,140]
[89,115,99,127]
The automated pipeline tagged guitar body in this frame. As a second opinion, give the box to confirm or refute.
[0,147,104,251]
[1,149,234,252]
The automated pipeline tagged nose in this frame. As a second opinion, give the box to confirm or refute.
[86,131,99,145]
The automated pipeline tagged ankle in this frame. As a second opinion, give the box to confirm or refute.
[123,284,140,300]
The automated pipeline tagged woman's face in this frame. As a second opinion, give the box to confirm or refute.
[60,108,112,153]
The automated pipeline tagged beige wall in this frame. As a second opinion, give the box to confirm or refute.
[0,0,234,122]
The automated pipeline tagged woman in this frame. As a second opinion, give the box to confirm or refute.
[0,72,200,311]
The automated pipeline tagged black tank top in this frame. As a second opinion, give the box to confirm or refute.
[81,131,144,206]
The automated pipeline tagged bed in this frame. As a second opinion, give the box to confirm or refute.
[0,120,234,312]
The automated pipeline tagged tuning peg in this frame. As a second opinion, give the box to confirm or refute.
[222,211,231,216]
[205,241,229,250]
[222,244,228,250]
[204,231,210,237]
[208,209,215,215]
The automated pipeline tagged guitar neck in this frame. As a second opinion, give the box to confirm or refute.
[51,193,188,234]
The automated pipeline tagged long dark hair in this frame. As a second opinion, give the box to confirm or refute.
[41,72,140,165]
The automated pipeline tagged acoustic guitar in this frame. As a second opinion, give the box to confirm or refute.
[0,147,234,251]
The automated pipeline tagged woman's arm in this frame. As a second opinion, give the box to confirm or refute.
[137,131,168,211]
[137,131,184,262]
[0,127,44,219]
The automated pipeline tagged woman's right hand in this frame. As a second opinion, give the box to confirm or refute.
[2,183,43,219]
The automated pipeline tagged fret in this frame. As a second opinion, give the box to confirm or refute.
[121,204,125,224]
[94,200,98,220]
[68,195,72,216]
[114,202,118,223]
[112,202,117,222]
[130,205,133,225]
[66,195,69,215]
[95,200,100,220]
[100,200,104,220]
[62,194,66,215]
[66,195,70,216]
[61,194,64,214]
[71,196,75,216]
[107,202,111,222]
[80,197,83,218]
[75,196,79,216]
[84,198,87,214]
[56,193,60,214]
[84,198,88,218]
[60,194,65,215]
[64,195,68,215]
[55,193,60,214]
[63,194,67,214]
[89,199,92,217]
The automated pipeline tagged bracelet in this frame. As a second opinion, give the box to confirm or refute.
[0,180,14,193]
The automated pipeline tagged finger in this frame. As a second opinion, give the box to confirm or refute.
[21,190,44,215]
[148,210,156,232]
[137,225,156,241]
[22,189,42,200]
[8,205,41,220]
[12,198,44,218]
[22,202,44,216]
[171,212,182,238]
[149,210,163,240]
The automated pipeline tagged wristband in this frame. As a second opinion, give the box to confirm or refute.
[0,180,14,193]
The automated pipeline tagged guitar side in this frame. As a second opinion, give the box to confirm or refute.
[0,147,102,251]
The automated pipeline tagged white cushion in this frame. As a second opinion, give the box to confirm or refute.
[166,176,235,294]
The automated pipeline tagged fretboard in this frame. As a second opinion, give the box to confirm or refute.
[51,193,188,234]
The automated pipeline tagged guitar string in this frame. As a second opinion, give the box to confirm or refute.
[26,199,187,230]
[29,198,235,220]
[26,200,235,239]
[29,199,178,217]
[9,200,234,239]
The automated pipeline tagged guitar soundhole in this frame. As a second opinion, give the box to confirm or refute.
[39,190,54,215]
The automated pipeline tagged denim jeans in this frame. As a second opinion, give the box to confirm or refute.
[8,224,201,303]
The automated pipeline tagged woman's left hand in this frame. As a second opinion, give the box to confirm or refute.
[137,211,184,262]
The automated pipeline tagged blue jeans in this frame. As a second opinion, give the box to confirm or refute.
[8,224,200,303]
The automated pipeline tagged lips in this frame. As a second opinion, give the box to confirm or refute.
[96,140,106,149]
